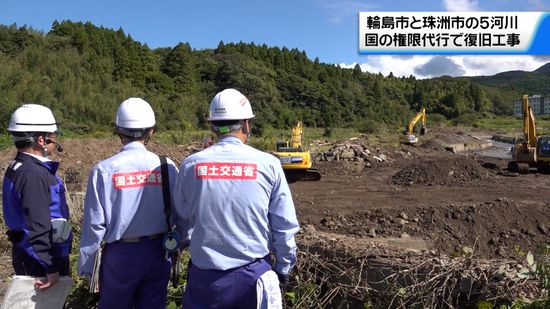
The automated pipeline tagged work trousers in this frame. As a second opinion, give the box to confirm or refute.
[12,245,70,276]
[182,255,272,309]
[98,236,171,309]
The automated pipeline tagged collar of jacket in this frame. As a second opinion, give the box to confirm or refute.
[121,141,147,151]
[218,136,243,144]
[15,152,60,175]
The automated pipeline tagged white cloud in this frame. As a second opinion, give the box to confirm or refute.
[443,0,480,11]
[314,0,378,23]
[341,56,432,78]
[458,55,548,76]
[414,56,465,77]
[341,55,549,79]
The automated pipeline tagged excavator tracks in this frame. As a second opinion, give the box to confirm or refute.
[284,168,322,183]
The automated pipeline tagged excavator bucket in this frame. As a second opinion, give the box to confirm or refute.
[420,125,427,135]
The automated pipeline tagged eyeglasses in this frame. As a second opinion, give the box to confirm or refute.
[45,137,64,152]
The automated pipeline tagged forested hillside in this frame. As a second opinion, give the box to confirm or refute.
[0,21,518,135]
[470,64,550,115]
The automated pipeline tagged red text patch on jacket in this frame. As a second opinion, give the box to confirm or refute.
[112,170,162,189]
[195,162,257,180]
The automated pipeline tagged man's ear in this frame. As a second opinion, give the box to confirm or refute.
[35,135,46,146]
[242,120,249,135]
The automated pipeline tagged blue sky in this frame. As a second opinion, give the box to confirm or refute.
[1,0,550,78]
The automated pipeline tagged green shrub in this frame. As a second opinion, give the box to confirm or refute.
[358,119,384,134]
[0,134,12,150]
[453,112,480,126]
[323,127,333,137]
[427,113,447,124]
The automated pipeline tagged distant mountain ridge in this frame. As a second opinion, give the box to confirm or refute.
[534,62,550,73]
[468,61,550,97]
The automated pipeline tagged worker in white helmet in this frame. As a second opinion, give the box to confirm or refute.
[173,89,299,308]
[2,104,71,291]
[78,98,179,308]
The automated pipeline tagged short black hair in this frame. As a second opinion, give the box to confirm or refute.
[210,120,242,127]
[210,119,246,134]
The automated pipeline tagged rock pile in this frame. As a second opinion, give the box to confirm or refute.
[314,138,404,166]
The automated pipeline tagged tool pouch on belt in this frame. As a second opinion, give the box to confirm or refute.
[158,154,179,288]
[51,218,71,243]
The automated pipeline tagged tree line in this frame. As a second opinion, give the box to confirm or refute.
[0,20,528,136]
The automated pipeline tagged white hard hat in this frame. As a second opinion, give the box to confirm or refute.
[208,89,255,121]
[115,98,156,129]
[7,104,58,133]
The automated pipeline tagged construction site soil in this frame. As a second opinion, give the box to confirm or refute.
[1,126,549,307]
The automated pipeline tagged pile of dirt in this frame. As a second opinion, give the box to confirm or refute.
[391,155,492,186]
[316,198,550,260]
[418,138,449,152]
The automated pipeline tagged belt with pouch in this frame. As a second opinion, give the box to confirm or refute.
[118,232,164,243]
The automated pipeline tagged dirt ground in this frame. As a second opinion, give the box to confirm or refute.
[294,155,549,259]
[1,126,549,305]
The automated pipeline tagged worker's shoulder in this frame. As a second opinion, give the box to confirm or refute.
[7,163,45,178]
[7,155,48,175]
[164,156,178,167]
[182,150,203,164]
[246,146,277,159]
[5,161,51,188]
[182,144,276,163]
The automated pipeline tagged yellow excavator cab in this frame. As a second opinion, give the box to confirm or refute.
[274,122,321,182]
[402,108,427,144]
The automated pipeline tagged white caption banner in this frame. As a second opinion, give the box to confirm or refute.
[359,12,544,54]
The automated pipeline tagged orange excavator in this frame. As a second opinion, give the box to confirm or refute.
[274,121,321,183]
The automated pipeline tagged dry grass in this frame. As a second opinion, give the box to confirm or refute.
[291,225,546,308]
[65,191,85,236]
[0,208,9,254]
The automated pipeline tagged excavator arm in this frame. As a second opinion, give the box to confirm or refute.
[402,108,427,144]
[523,95,537,148]
[509,95,539,173]
[290,121,304,149]
[406,108,427,135]
[274,121,321,182]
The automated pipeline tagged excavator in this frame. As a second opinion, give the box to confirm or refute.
[274,121,322,183]
[401,108,427,144]
[508,94,550,173]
